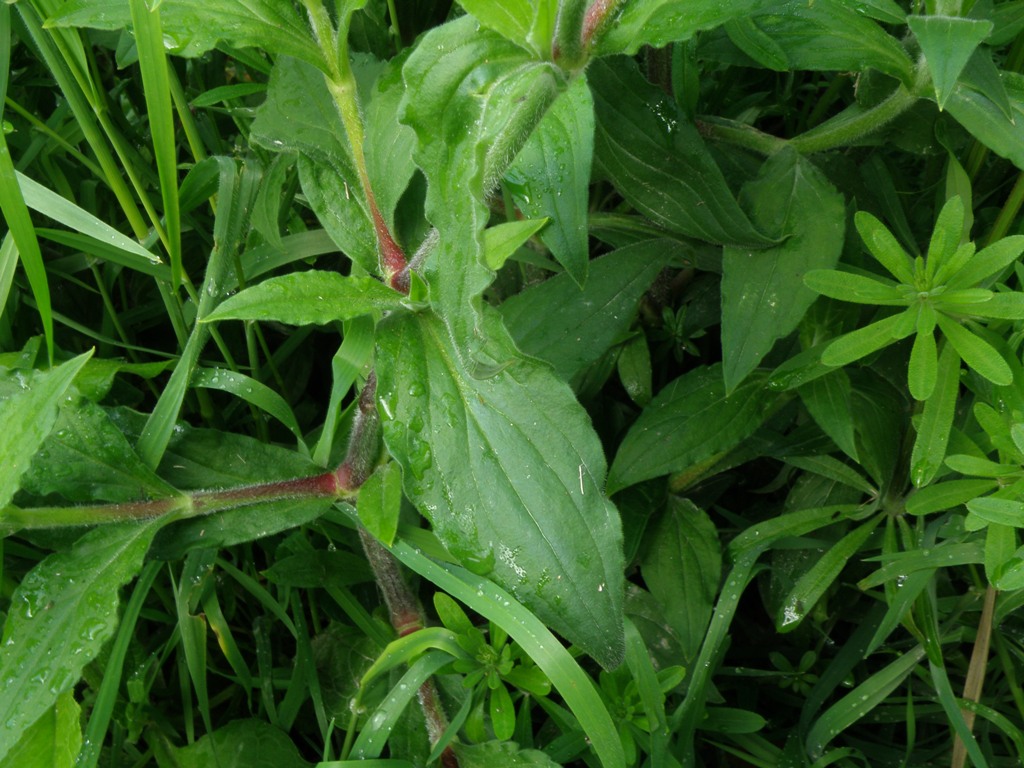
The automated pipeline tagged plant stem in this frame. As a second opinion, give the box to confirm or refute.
[951,585,997,768]
[984,170,1024,246]
[789,82,918,154]
[697,116,789,157]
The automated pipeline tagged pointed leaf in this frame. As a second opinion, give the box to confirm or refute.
[457,0,538,54]
[803,270,905,305]
[911,342,961,487]
[722,149,844,391]
[853,211,916,285]
[966,497,1024,528]
[961,292,1024,319]
[935,313,1012,386]
[505,75,594,286]
[927,196,966,277]
[908,327,937,401]
[0,352,91,512]
[905,479,997,516]
[608,364,775,493]
[590,57,773,248]
[820,312,908,367]
[908,15,993,110]
[357,462,403,546]
[944,235,1024,289]
[944,67,1024,171]
[797,369,858,461]
[484,219,549,271]
[204,272,404,325]
[375,310,625,669]
[0,517,168,764]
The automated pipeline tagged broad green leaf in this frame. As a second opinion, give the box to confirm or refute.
[945,68,1024,171]
[48,0,325,71]
[908,15,993,110]
[589,57,773,248]
[594,0,775,56]
[505,75,594,286]
[402,15,562,347]
[850,0,906,24]
[720,0,912,82]
[910,342,961,487]
[0,352,91,511]
[453,740,562,768]
[250,56,375,271]
[0,516,168,764]
[935,313,1012,386]
[722,148,845,391]
[608,364,775,493]
[803,270,906,305]
[797,369,858,461]
[641,499,720,663]
[3,689,80,768]
[853,210,916,285]
[375,310,625,669]
[501,240,681,382]
[944,235,1024,289]
[776,515,881,633]
[357,462,402,546]
[20,399,177,504]
[456,0,538,54]
[153,719,311,768]
[205,272,403,325]
[820,312,908,367]
[908,327,937,400]
[483,219,549,270]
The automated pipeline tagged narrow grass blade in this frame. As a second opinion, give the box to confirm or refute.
[313,316,374,466]
[388,539,626,768]
[191,367,306,450]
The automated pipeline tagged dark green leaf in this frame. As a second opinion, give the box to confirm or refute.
[905,479,998,516]
[797,369,858,461]
[263,550,372,588]
[48,0,324,70]
[501,240,681,382]
[505,75,594,286]
[376,310,625,669]
[452,739,561,768]
[0,517,168,764]
[154,719,311,768]
[945,68,1024,171]
[722,149,845,390]
[594,0,775,56]
[608,364,775,493]
[908,327,937,401]
[908,15,993,110]
[205,272,403,325]
[910,342,961,487]
[641,499,720,663]
[590,57,773,248]
[251,56,376,271]
[0,352,91,511]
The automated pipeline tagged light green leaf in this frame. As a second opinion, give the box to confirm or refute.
[251,56,376,272]
[945,455,1019,478]
[961,292,1024,319]
[48,0,325,70]
[505,75,594,286]
[722,148,845,391]
[0,516,168,764]
[608,364,775,493]
[853,210,916,285]
[594,0,775,56]
[483,219,549,271]
[0,352,91,512]
[910,342,961,487]
[820,312,909,367]
[966,497,1024,529]
[357,462,402,546]
[641,498,720,663]
[927,196,966,279]
[456,0,539,54]
[452,740,562,768]
[402,15,562,347]
[909,15,993,110]
[501,240,681,382]
[935,313,1012,386]
[4,690,81,768]
[590,57,774,248]
[803,270,906,305]
[944,234,1024,289]
[905,479,997,516]
[375,310,625,669]
[205,272,403,325]
[908,327,937,401]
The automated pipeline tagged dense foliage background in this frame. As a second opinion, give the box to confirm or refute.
[4,1,1024,766]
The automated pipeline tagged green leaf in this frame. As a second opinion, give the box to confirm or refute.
[798,369,859,461]
[357,462,402,546]
[908,15,993,110]
[722,148,845,390]
[483,219,549,271]
[641,499,720,663]
[594,0,775,56]
[853,210,916,285]
[908,326,937,401]
[456,0,542,55]
[905,479,998,516]
[927,196,966,280]
[375,310,625,669]
[966,497,1024,529]
[48,0,325,71]
[0,352,91,512]
[589,57,773,248]
[191,367,306,448]
[944,68,1024,171]
[154,719,311,768]
[962,292,1024,319]
[4,690,81,768]
[910,342,961,487]
[364,53,418,231]
[803,270,906,305]
[205,272,403,325]
[721,0,913,82]
[505,75,594,286]
[402,15,562,347]
[820,312,909,367]
[608,364,775,493]
[251,56,376,272]
[0,516,168,764]
[944,235,1024,289]
[935,313,1012,386]
[452,740,562,768]
[501,240,681,382]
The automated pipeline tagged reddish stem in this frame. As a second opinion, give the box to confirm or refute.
[580,0,619,52]
[371,202,410,294]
